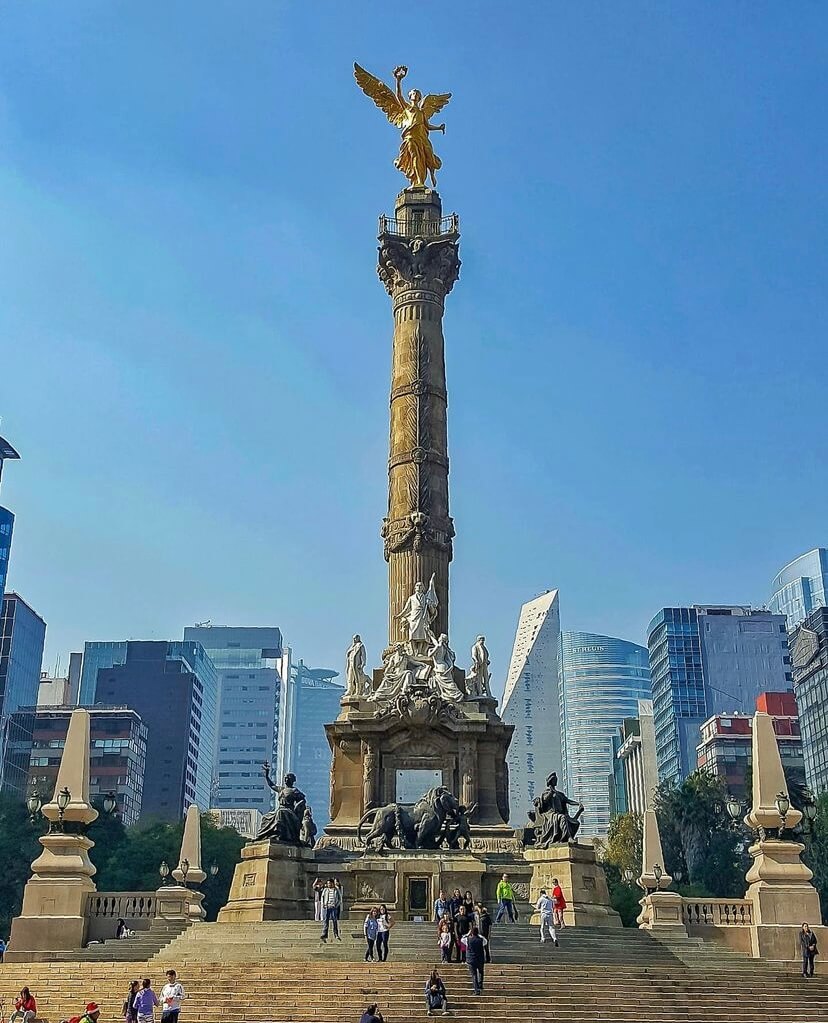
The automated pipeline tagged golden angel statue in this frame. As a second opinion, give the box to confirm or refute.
[354,63,451,188]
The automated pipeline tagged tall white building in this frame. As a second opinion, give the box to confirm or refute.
[501,590,561,824]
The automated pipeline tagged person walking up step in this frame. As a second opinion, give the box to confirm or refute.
[495,873,516,924]
[477,905,492,962]
[535,889,558,945]
[551,877,567,929]
[160,970,185,1023]
[320,878,341,942]
[465,926,486,996]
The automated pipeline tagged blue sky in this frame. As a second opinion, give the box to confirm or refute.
[1,2,826,697]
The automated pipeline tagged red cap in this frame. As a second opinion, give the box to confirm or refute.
[86,1004,99,1013]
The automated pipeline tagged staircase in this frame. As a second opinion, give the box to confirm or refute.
[0,922,822,1023]
[30,920,189,963]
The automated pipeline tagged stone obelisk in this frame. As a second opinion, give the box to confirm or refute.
[378,187,460,644]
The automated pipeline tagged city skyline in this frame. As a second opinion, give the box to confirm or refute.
[2,4,826,697]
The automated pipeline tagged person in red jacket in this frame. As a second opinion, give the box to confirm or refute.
[11,987,37,1023]
[551,878,567,929]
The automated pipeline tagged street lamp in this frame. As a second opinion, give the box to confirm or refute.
[775,792,790,833]
[26,793,42,822]
[159,860,170,886]
[726,795,743,821]
[209,861,219,879]
[102,791,118,816]
[56,787,71,831]
[652,863,663,886]
[674,868,683,883]
[803,793,818,823]
[623,868,634,883]
[180,858,190,886]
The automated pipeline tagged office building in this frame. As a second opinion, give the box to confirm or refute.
[648,606,791,784]
[89,640,218,820]
[207,807,263,840]
[769,548,828,632]
[38,672,71,707]
[183,625,283,815]
[696,691,803,800]
[614,699,658,816]
[21,705,148,826]
[0,435,21,606]
[559,633,651,838]
[502,590,561,823]
[0,593,47,795]
[278,659,342,830]
[790,608,828,795]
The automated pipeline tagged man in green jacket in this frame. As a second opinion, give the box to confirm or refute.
[495,873,517,923]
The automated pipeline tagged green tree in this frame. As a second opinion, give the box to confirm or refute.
[0,793,47,937]
[655,771,746,896]
[601,812,642,876]
[800,792,828,925]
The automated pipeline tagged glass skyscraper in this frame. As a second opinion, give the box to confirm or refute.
[560,632,651,839]
[184,625,283,816]
[0,593,47,795]
[769,548,828,631]
[0,508,13,605]
[278,659,342,830]
[86,639,218,819]
[648,606,791,783]
[790,607,828,794]
[502,590,561,824]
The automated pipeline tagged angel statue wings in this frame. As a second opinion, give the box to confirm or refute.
[354,63,451,188]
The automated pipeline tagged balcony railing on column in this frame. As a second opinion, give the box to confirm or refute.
[378,214,459,238]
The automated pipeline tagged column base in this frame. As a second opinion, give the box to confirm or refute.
[524,843,622,928]
[217,840,315,923]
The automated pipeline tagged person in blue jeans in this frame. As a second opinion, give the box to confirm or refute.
[495,873,517,923]
[465,927,486,995]
[364,908,380,961]
[320,878,341,942]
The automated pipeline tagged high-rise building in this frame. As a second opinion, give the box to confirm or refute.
[614,699,659,816]
[20,705,148,825]
[648,606,791,784]
[559,633,651,838]
[279,659,342,830]
[769,548,828,631]
[0,435,21,607]
[695,691,803,800]
[38,672,71,707]
[87,640,218,820]
[183,625,283,815]
[0,593,47,795]
[207,807,263,840]
[502,590,561,823]
[790,607,828,795]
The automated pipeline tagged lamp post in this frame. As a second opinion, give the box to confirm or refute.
[180,858,190,888]
[623,868,634,884]
[652,863,663,888]
[102,791,118,816]
[56,787,71,832]
[26,792,42,823]
[674,868,683,884]
[209,861,219,879]
[159,860,170,887]
[726,795,743,822]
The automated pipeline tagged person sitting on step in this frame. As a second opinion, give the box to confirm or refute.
[424,969,450,1016]
[358,1003,384,1023]
[10,987,36,1023]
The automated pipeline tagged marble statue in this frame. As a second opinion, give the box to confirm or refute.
[345,634,372,698]
[528,771,584,847]
[354,64,451,188]
[256,767,306,845]
[466,635,492,698]
[429,634,464,702]
[396,575,439,655]
[369,643,416,703]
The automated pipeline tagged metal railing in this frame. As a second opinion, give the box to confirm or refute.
[681,898,753,926]
[86,892,158,921]
[378,214,459,238]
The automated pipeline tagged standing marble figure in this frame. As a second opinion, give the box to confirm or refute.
[397,575,439,655]
[345,635,371,698]
[467,636,492,697]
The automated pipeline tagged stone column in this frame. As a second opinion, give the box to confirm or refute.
[378,187,460,645]
[8,709,99,959]
[458,739,477,810]
[162,802,206,921]
[362,739,380,812]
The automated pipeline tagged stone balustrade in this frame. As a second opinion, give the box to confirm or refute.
[681,898,753,927]
[85,892,158,941]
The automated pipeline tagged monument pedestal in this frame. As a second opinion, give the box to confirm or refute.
[218,841,315,923]
[745,838,826,960]
[637,891,685,931]
[525,844,621,928]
